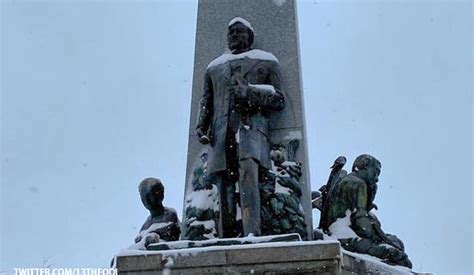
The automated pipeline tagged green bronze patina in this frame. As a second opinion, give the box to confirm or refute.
[318,154,412,268]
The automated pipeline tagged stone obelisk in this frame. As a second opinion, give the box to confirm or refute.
[183,0,313,239]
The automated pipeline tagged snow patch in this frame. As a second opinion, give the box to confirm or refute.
[343,250,413,274]
[270,160,300,195]
[190,219,215,230]
[207,49,279,69]
[271,160,298,178]
[137,222,172,240]
[275,182,292,195]
[128,222,173,250]
[185,185,219,211]
[327,209,359,239]
[164,256,174,267]
[249,84,276,93]
[228,17,255,33]
[281,161,297,168]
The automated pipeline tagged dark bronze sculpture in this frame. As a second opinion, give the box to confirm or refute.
[318,155,347,230]
[317,155,412,268]
[134,178,181,249]
[196,17,285,237]
[182,153,219,240]
[260,141,307,239]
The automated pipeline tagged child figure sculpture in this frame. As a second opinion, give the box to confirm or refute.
[134,178,181,249]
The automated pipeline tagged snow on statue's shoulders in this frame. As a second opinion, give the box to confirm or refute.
[207,49,279,69]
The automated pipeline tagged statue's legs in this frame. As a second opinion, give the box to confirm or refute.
[214,131,240,238]
[238,158,261,236]
[217,126,261,237]
[339,238,412,268]
[215,172,238,238]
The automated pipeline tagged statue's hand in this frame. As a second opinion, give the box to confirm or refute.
[197,128,210,145]
[144,233,160,248]
[229,84,249,100]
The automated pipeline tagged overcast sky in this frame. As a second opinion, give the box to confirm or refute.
[1,0,472,274]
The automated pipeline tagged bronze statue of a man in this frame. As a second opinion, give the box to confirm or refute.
[196,17,285,237]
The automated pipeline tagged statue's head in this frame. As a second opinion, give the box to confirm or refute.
[139,177,165,211]
[227,17,254,54]
[352,154,381,185]
[270,144,286,166]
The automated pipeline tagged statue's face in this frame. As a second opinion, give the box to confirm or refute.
[270,147,286,165]
[227,23,251,53]
[365,161,381,185]
[141,182,164,210]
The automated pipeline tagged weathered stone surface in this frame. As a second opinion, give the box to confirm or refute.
[341,251,426,275]
[220,260,340,274]
[184,0,312,240]
[170,250,228,269]
[225,242,340,265]
[116,254,163,272]
[116,241,341,274]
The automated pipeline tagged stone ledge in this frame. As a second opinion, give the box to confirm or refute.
[116,241,341,274]
[148,233,302,251]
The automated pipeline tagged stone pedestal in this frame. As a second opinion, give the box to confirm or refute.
[116,241,341,274]
[115,240,428,274]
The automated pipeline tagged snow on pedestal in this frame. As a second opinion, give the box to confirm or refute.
[182,184,219,240]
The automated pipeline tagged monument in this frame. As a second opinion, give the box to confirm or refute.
[115,0,423,274]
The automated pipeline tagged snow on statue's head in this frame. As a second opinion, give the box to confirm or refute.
[139,177,165,211]
[227,17,255,52]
